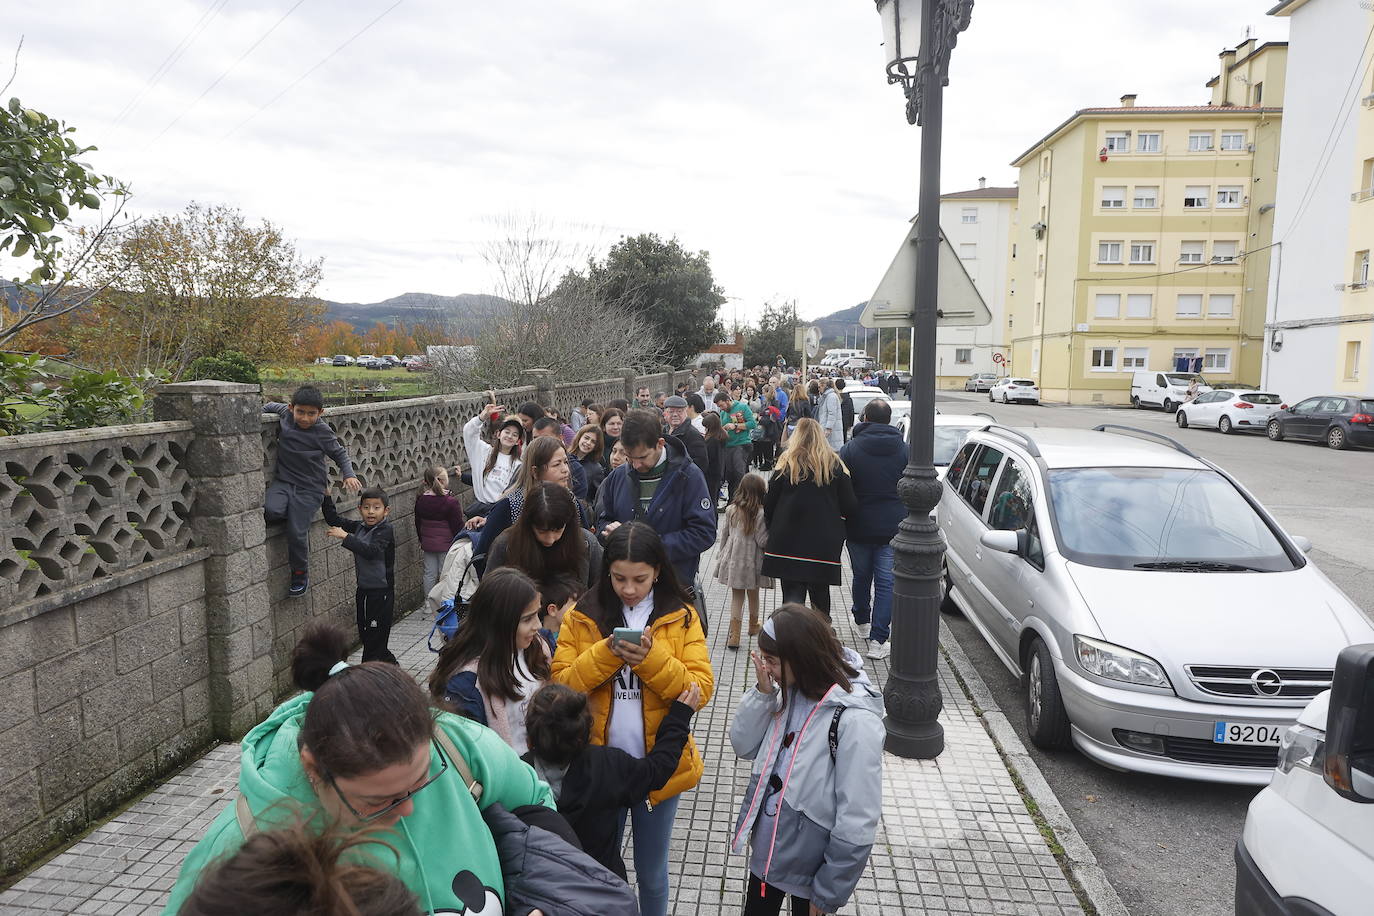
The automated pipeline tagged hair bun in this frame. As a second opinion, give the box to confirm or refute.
[291,623,351,692]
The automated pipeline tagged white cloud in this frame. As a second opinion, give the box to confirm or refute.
[6,0,1285,321]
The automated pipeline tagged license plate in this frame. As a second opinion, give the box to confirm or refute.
[1213,722,1283,745]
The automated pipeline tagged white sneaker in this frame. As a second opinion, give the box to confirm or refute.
[867,640,891,660]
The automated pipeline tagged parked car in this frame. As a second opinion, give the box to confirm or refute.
[1266,395,1374,450]
[988,377,1040,404]
[406,356,430,372]
[381,354,401,367]
[847,385,928,429]
[1131,370,1211,413]
[314,356,332,365]
[1235,643,1374,915]
[1175,390,1283,435]
[965,372,998,392]
[843,356,877,371]
[924,413,995,479]
[937,423,1373,784]
[401,354,423,367]
[331,354,353,366]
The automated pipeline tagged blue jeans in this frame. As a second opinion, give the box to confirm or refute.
[848,542,894,643]
[614,794,681,916]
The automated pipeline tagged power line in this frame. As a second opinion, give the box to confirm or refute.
[223,0,405,140]
[146,0,310,148]
[110,0,231,129]
[1078,242,1277,283]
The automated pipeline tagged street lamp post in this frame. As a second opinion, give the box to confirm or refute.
[873,0,973,759]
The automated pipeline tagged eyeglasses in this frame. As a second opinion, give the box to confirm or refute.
[321,740,449,823]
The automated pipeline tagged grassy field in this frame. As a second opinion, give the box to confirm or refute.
[260,364,433,403]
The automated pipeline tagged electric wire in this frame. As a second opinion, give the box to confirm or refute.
[109,0,232,129]
[1078,242,1278,283]
[146,0,309,148]
[222,0,405,140]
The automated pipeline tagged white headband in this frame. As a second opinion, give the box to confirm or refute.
[328,661,351,677]
[762,616,777,640]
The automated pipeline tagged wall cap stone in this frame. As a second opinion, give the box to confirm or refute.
[0,420,194,453]
[153,380,261,395]
[0,547,211,629]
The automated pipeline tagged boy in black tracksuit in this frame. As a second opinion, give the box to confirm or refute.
[322,487,397,664]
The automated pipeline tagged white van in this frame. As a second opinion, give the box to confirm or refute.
[1130,369,1211,412]
[821,348,865,367]
[1235,643,1374,915]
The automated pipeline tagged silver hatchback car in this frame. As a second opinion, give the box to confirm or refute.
[938,424,1374,785]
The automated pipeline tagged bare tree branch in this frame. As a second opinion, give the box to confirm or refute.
[0,37,22,98]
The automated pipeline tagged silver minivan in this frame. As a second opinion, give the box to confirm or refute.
[938,424,1374,784]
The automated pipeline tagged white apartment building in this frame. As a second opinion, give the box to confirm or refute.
[936,181,1016,387]
[1264,0,1374,397]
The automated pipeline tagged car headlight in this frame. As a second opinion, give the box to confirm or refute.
[1073,635,1172,688]
[1275,722,1325,775]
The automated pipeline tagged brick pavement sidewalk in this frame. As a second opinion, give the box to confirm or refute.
[1,530,1091,915]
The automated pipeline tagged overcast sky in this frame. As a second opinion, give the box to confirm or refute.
[7,1,1286,322]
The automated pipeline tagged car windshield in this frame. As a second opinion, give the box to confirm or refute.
[934,426,980,465]
[1239,393,1281,405]
[1165,373,1205,386]
[1046,467,1298,571]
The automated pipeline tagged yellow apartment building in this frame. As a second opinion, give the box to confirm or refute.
[1007,38,1286,404]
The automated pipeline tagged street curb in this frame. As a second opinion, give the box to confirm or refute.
[939,619,1131,916]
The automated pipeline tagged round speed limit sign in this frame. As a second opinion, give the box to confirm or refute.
[992,353,1005,364]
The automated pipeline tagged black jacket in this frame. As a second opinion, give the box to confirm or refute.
[577,455,605,503]
[761,467,858,586]
[669,420,709,475]
[321,498,395,590]
[839,421,909,544]
[522,702,692,880]
[840,392,855,436]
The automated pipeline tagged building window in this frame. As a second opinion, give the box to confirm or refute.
[1130,241,1156,264]
[1345,341,1363,380]
[955,348,973,364]
[1126,293,1153,318]
[1133,186,1158,208]
[1094,293,1121,318]
[1123,347,1149,369]
[1221,131,1247,151]
[1208,294,1235,317]
[1174,347,1201,370]
[1105,131,1130,152]
[1356,250,1370,285]
[1137,132,1161,153]
[1090,347,1117,371]
[1097,241,1123,264]
[1363,159,1374,199]
[1212,240,1239,263]
[962,207,978,224]
[1188,131,1215,151]
[1253,82,1263,106]
[1180,241,1205,264]
[1216,186,1243,208]
[959,243,977,259]
[1203,349,1231,372]
[1176,294,1203,318]
[1183,186,1210,208]
[1100,186,1125,209]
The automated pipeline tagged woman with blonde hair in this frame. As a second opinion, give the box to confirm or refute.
[761,418,857,618]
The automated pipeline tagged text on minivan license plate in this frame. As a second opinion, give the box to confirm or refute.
[1213,722,1282,745]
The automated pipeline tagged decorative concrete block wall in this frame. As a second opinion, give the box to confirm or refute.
[0,369,682,878]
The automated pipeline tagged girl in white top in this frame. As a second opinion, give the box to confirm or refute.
[428,567,548,754]
[462,405,524,508]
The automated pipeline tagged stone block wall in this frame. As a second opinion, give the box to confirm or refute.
[0,369,683,877]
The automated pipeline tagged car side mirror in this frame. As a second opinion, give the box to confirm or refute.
[1324,643,1374,803]
[979,529,1020,555]
[1291,535,1313,554]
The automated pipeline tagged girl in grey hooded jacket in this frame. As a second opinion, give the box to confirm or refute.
[730,604,886,915]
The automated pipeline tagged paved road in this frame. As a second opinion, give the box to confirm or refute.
[929,390,1374,916]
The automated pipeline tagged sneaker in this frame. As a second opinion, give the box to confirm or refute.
[289,570,309,598]
[867,640,891,660]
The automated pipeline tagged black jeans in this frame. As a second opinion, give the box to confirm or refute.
[356,588,398,664]
[742,873,812,916]
[780,579,831,617]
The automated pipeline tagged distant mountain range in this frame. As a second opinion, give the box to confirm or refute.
[322,292,507,337]
[810,302,869,348]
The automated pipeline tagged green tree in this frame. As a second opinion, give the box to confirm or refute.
[587,233,725,368]
[743,299,800,368]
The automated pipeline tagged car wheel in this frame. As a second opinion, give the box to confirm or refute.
[1002,393,1009,404]
[1328,426,1348,450]
[1175,410,1188,428]
[939,568,960,615]
[1267,419,1284,441]
[1219,416,1233,435]
[1025,638,1072,749]
[988,393,994,402]
[1131,395,1140,408]
[1163,398,1175,414]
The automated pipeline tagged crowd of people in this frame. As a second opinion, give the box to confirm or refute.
[176,362,909,915]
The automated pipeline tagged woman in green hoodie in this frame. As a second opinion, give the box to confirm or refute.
[163,623,556,915]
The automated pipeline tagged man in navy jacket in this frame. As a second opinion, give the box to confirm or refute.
[839,399,909,660]
[597,410,717,608]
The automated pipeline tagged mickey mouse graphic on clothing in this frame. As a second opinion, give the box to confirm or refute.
[432,869,502,915]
